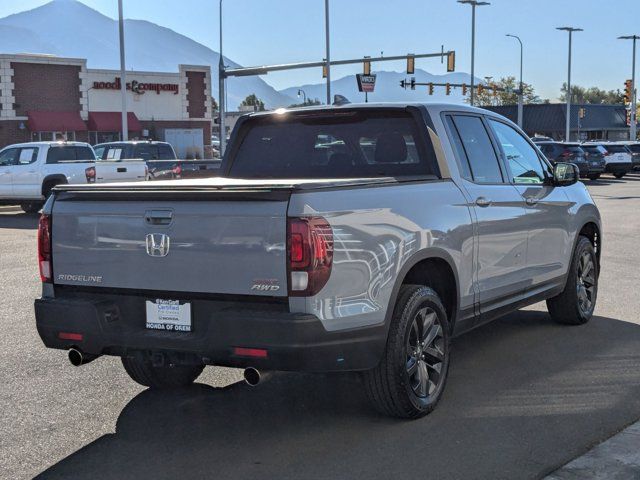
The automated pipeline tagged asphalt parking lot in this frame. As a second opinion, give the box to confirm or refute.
[1,175,640,480]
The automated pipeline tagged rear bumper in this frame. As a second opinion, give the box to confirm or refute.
[34,292,386,372]
[605,163,633,174]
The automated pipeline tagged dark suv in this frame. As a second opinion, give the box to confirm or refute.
[579,144,607,180]
[536,142,597,179]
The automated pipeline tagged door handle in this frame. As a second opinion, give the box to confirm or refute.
[475,197,492,208]
[525,197,539,206]
[117,167,127,173]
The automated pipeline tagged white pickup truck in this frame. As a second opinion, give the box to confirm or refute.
[0,141,147,213]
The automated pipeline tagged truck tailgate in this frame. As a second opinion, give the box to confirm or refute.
[50,194,289,296]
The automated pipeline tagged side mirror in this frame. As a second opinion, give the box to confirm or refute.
[553,162,579,186]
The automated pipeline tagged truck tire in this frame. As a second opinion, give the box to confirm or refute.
[613,172,625,179]
[547,236,598,325]
[20,202,43,214]
[121,356,204,389]
[363,285,450,419]
[587,174,601,181]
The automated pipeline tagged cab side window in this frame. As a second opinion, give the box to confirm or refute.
[17,147,38,165]
[447,115,504,183]
[489,119,547,185]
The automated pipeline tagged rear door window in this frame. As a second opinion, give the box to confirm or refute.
[605,145,628,154]
[17,147,38,165]
[46,146,77,163]
[448,115,504,183]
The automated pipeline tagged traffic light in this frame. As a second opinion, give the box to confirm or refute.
[446,51,455,72]
[363,56,371,75]
[624,79,632,104]
[477,84,484,96]
[461,83,467,96]
[407,54,415,75]
[578,107,586,119]
[445,83,451,95]
[410,77,416,90]
[322,64,327,78]
[428,83,434,95]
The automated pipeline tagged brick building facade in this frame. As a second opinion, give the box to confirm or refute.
[0,54,213,158]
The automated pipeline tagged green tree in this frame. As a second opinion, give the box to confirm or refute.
[559,83,624,104]
[469,76,541,106]
[211,96,219,114]
[240,94,266,111]
[287,98,322,108]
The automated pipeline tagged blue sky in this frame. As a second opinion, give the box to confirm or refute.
[2,0,639,100]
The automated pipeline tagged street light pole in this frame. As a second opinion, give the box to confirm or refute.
[619,35,639,140]
[324,0,331,104]
[297,89,307,105]
[557,27,582,142]
[117,0,128,141]
[506,34,524,128]
[458,1,490,107]
[218,0,226,156]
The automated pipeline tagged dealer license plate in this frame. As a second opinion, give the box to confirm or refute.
[145,299,192,332]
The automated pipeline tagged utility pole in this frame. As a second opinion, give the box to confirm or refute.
[506,34,524,128]
[324,0,331,104]
[218,0,226,156]
[117,0,128,141]
[619,35,639,140]
[557,27,583,141]
[458,1,490,107]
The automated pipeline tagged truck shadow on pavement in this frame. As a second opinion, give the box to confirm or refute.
[36,311,640,480]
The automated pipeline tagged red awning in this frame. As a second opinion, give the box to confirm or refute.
[27,111,87,132]
[87,112,142,132]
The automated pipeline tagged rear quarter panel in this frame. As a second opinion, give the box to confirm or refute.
[288,180,474,332]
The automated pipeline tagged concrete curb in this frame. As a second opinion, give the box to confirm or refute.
[545,420,640,479]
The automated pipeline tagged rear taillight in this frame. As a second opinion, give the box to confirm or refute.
[287,217,333,296]
[172,164,182,177]
[85,166,96,183]
[37,214,52,283]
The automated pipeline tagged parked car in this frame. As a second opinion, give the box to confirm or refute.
[530,136,553,143]
[585,142,633,178]
[35,103,601,419]
[613,141,640,170]
[94,141,220,180]
[535,141,596,179]
[577,144,607,180]
[0,142,146,213]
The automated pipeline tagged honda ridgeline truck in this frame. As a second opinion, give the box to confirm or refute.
[34,104,601,419]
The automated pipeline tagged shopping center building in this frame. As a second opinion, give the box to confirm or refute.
[0,54,213,158]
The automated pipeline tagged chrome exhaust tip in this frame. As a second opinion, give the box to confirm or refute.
[243,367,271,386]
[68,348,97,367]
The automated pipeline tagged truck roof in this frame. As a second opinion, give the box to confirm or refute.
[246,101,495,118]
[2,141,92,149]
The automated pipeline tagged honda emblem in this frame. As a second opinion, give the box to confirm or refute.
[146,233,170,257]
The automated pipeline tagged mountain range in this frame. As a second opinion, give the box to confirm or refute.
[0,0,474,109]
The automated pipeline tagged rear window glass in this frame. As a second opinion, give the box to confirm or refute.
[605,145,628,153]
[46,146,94,163]
[134,145,159,161]
[157,145,175,160]
[582,146,602,155]
[227,110,439,179]
[564,146,584,153]
[627,144,640,153]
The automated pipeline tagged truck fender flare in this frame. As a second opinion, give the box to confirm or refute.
[382,247,461,334]
[42,175,68,196]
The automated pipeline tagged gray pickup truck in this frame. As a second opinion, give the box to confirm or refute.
[35,103,601,419]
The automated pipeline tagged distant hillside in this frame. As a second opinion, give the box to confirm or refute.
[0,0,295,109]
[280,69,482,104]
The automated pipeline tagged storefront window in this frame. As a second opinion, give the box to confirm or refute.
[31,131,76,142]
